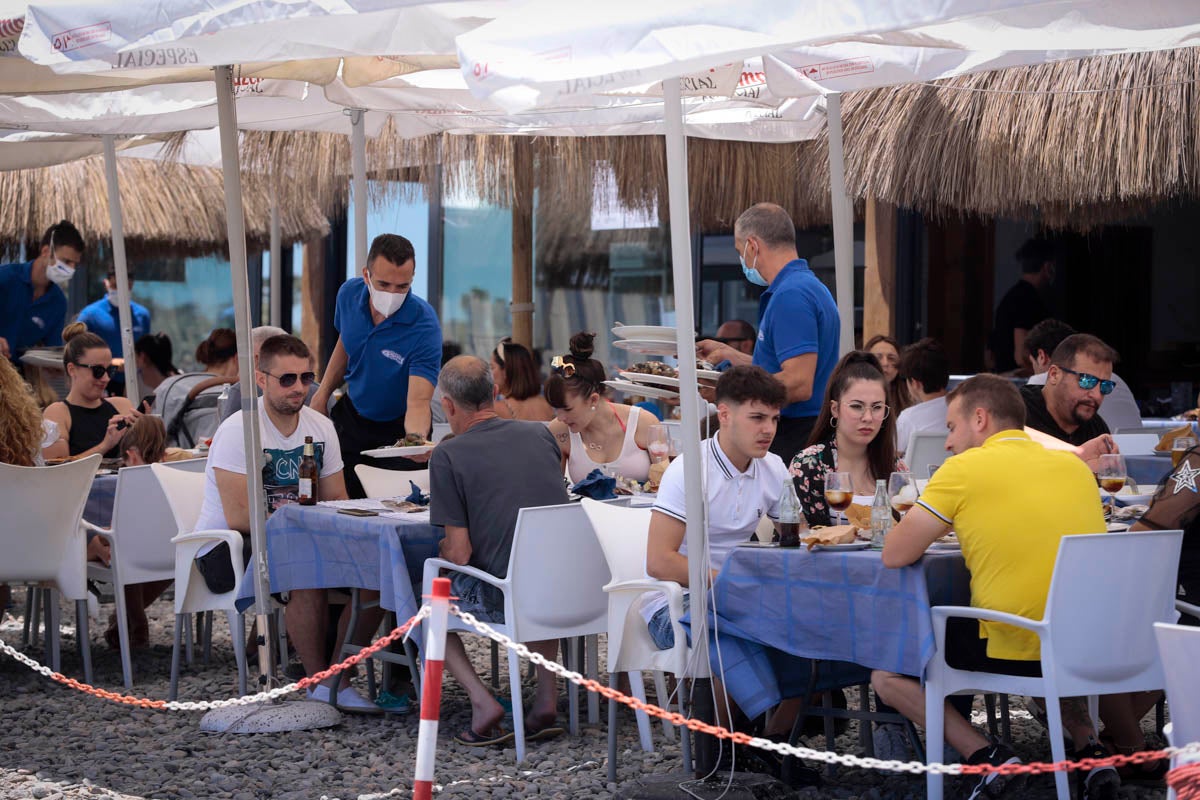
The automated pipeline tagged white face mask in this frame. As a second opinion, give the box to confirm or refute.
[366,273,408,318]
[46,257,75,286]
[106,288,119,305]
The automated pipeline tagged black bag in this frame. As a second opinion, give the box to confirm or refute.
[194,536,253,595]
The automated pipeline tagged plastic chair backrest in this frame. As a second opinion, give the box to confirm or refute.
[504,502,612,643]
[1044,531,1182,686]
[111,460,207,583]
[354,464,431,499]
[150,462,206,535]
[1112,433,1160,456]
[907,431,950,479]
[580,499,652,583]
[1155,622,1200,747]
[0,455,100,598]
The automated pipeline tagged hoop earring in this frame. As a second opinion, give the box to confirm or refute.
[830,417,837,428]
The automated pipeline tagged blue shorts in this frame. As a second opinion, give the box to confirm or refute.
[647,596,690,650]
[449,573,505,624]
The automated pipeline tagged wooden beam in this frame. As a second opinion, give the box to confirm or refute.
[863,195,897,343]
[510,138,535,348]
[301,237,324,370]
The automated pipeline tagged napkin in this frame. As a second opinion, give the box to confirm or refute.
[571,469,617,501]
[405,481,430,506]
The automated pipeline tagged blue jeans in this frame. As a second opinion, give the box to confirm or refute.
[647,596,690,650]
[449,573,505,624]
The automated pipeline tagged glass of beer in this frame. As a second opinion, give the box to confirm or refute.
[824,471,853,524]
[1173,436,1197,469]
[647,424,669,464]
[1097,454,1127,516]
[889,471,917,516]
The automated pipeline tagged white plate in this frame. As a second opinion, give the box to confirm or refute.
[928,542,962,551]
[612,325,685,342]
[1101,491,1155,505]
[1107,522,1131,532]
[360,444,435,458]
[613,339,678,356]
[696,369,722,384]
[604,380,680,400]
[811,541,872,551]
[620,371,680,389]
[738,540,780,548]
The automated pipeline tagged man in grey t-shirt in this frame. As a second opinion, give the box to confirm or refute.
[430,355,568,746]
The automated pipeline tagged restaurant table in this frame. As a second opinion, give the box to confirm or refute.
[697,545,971,720]
[235,503,443,620]
[84,473,119,527]
[1127,454,1177,489]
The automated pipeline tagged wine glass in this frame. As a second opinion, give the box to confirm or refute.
[669,438,682,462]
[647,424,669,464]
[889,471,917,517]
[1173,436,1197,469]
[824,471,853,525]
[1097,453,1127,517]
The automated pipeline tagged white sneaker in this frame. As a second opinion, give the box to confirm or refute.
[335,685,383,714]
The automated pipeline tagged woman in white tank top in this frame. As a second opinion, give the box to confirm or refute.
[545,332,653,484]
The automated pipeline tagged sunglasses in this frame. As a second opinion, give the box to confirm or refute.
[75,362,120,380]
[550,356,576,378]
[260,370,316,388]
[1059,366,1115,395]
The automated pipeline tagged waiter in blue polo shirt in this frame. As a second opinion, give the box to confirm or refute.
[697,202,840,462]
[76,267,151,395]
[311,233,442,498]
[0,220,85,365]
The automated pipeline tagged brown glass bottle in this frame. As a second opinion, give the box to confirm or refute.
[298,436,318,506]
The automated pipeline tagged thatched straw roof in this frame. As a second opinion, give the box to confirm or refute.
[0,152,330,257]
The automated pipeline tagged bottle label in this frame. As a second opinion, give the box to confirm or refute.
[298,478,313,499]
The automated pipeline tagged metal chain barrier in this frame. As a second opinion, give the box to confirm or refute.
[0,606,429,711]
[1170,761,1200,800]
[450,605,1200,779]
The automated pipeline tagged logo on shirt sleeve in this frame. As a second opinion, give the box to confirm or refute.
[381,349,407,367]
[32,316,45,330]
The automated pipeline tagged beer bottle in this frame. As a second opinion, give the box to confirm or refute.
[777,476,807,548]
[298,436,318,506]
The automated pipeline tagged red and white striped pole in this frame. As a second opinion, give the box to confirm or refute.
[413,577,451,800]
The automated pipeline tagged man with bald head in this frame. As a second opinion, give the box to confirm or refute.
[429,355,569,746]
[697,203,840,460]
[715,319,757,357]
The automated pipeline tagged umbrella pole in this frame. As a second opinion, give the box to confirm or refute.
[269,195,282,328]
[662,79,717,778]
[350,109,368,270]
[826,92,855,355]
[101,135,140,407]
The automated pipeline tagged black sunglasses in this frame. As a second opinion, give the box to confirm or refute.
[1059,366,1115,396]
[75,362,120,380]
[260,369,316,388]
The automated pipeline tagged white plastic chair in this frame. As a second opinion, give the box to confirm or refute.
[354,464,431,499]
[421,502,611,763]
[906,431,950,479]
[1155,621,1200,800]
[1112,433,1160,456]
[82,459,207,688]
[925,530,1183,800]
[150,462,248,699]
[580,499,692,782]
[0,455,100,682]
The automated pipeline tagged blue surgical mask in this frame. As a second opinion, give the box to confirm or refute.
[739,248,768,287]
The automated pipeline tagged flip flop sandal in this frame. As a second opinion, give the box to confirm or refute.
[524,723,565,742]
[454,727,514,747]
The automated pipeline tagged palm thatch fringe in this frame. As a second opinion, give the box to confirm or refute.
[0,153,329,257]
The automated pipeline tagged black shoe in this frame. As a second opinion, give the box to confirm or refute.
[1074,743,1120,800]
[965,742,1027,799]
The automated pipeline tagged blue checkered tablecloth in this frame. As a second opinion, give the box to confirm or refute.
[698,546,971,719]
[1126,454,1176,489]
[236,504,442,619]
[84,474,118,527]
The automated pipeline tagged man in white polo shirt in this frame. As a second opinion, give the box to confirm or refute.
[644,365,790,650]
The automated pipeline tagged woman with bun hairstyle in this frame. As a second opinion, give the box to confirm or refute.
[42,323,139,461]
[789,351,904,526]
[546,332,655,483]
[180,327,239,402]
[491,337,554,422]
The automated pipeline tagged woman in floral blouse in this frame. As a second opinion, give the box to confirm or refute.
[790,351,905,525]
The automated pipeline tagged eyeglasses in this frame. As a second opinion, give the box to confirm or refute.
[260,370,316,388]
[1059,367,1115,395]
[74,362,120,380]
[550,356,576,378]
[842,401,890,420]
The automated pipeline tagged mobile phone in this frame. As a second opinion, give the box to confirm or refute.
[115,419,128,431]
[337,508,380,517]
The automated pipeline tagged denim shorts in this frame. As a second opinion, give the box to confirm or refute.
[450,573,505,624]
[647,596,690,650]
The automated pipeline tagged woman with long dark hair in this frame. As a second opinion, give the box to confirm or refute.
[789,351,903,525]
[545,332,655,483]
[133,332,179,392]
[865,334,912,416]
[491,337,554,421]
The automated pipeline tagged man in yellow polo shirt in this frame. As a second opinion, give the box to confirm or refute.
[872,375,1116,800]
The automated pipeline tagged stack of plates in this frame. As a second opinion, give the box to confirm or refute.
[611,325,684,356]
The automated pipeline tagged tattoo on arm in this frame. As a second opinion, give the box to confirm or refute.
[556,432,568,444]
